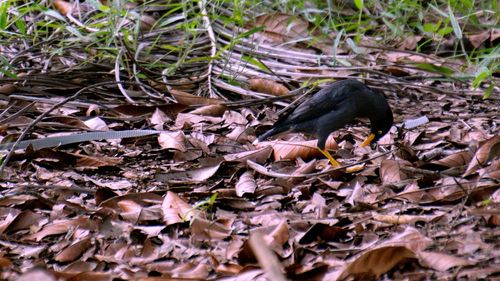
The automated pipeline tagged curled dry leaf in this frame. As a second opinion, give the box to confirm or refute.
[170,89,222,106]
[249,78,289,96]
[84,117,109,131]
[86,104,100,116]
[53,0,73,15]
[189,104,227,116]
[464,135,500,176]
[235,171,257,197]
[340,246,417,280]
[162,191,198,225]
[158,131,187,151]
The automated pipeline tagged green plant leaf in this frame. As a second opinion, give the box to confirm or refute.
[414,63,454,76]
[354,0,364,11]
[0,0,10,30]
[482,84,494,100]
[448,6,462,39]
[242,55,270,73]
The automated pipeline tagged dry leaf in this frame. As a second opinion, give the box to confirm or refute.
[158,131,186,151]
[162,191,198,225]
[189,104,227,116]
[235,171,257,197]
[156,162,222,183]
[251,13,310,43]
[380,159,411,184]
[54,237,92,262]
[249,79,289,96]
[53,0,73,15]
[170,89,222,106]
[340,246,417,279]
[224,146,273,163]
[191,217,233,240]
[464,135,500,176]
[418,251,474,271]
[260,136,337,163]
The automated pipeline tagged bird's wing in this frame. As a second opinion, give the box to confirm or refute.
[276,85,349,126]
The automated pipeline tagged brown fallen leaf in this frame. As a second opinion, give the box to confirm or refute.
[162,191,198,225]
[53,0,73,15]
[24,216,97,241]
[224,146,273,164]
[170,89,222,106]
[418,251,474,271]
[464,135,500,176]
[249,231,287,281]
[259,135,337,163]
[188,104,227,116]
[191,217,233,240]
[155,162,222,183]
[380,159,411,184]
[250,13,310,44]
[73,153,123,168]
[236,171,257,197]
[466,30,491,48]
[477,158,500,180]
[431,150,473,169]
[339,246,417,280]
[249,78,289,96]
[54,237,92,262]
[158,131,186,151]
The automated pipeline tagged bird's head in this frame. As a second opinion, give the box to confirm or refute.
[360,104,393,147]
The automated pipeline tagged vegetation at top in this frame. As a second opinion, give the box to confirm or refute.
[0,0,498,97]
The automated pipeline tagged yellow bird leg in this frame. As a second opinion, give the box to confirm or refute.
[360,133,375,148]
[318,148,341,167]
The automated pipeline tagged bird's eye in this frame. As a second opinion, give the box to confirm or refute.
[378,130,383,135]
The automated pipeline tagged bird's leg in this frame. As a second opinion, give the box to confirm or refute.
[318,148,341,167]
[360,133,375,148]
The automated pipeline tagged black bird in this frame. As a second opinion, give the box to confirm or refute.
[256,79,393,166]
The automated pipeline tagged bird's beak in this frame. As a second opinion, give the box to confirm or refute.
[360,133,375,148]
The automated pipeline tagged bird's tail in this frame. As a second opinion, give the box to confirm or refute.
[253,126,287,145]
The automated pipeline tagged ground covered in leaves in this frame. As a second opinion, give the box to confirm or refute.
[0,1,499,280]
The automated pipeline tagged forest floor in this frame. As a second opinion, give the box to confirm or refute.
[0,1,499,280]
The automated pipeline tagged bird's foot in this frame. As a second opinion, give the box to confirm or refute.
[318,148,341,167]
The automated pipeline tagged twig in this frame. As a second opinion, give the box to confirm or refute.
[198,0,217,98]
[115,47,136,104]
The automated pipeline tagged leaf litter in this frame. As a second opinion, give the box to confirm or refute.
[0,2,499,281]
